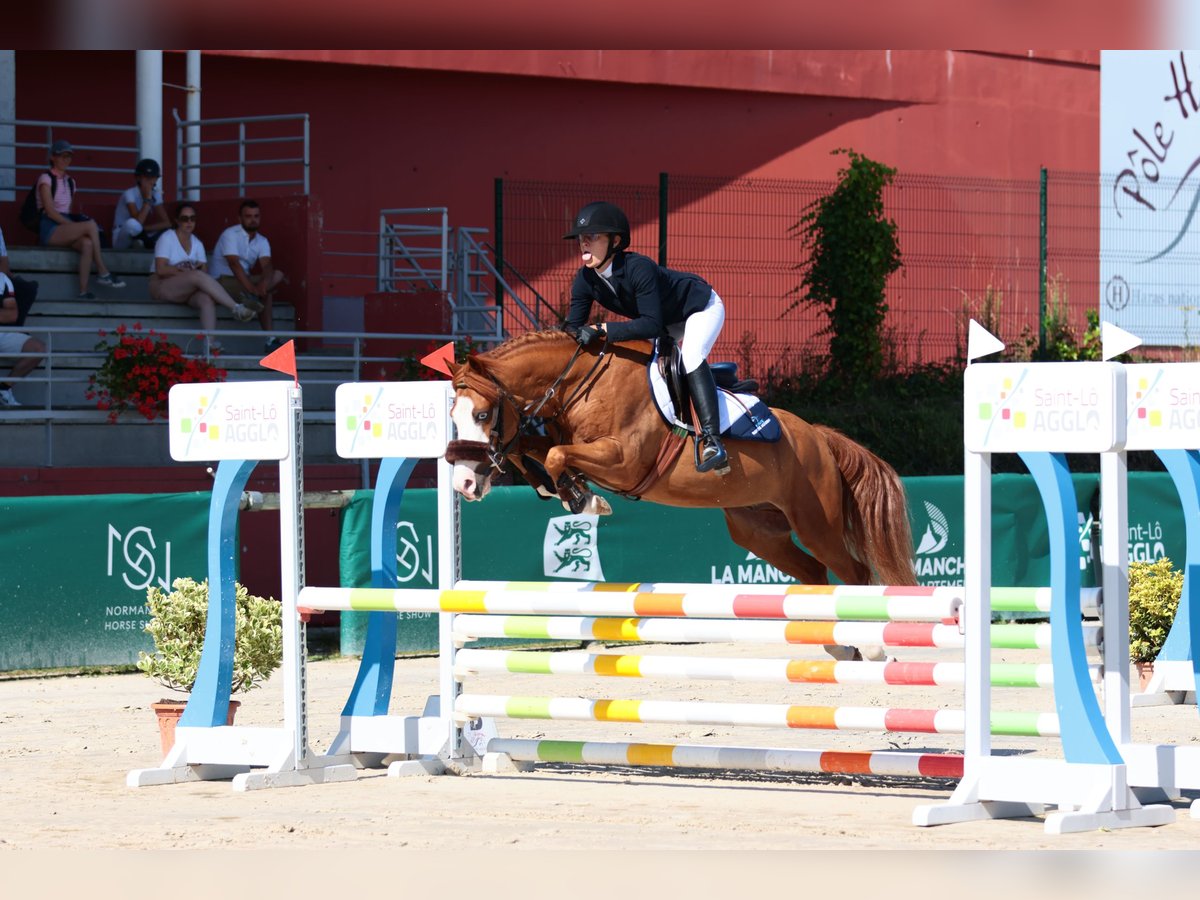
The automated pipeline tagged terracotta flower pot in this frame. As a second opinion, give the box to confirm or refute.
[152,699,241,758]
[1134,660,1155,693]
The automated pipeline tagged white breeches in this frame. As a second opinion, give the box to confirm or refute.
[667,290,725,373]
[113,218,144,250]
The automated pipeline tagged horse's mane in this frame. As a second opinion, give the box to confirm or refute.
[481,329,575,363]
[453,329,576,397]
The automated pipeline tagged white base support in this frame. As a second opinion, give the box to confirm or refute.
[1132,661,1198,706]
[1192,798,1200,819]
[1122,742,1200,801]
[127,763,250,787]
[388,757,448,777]
[481,752,536,774]
[127,725,359,791]
[912,758,1175,834]
[233,764,358,791]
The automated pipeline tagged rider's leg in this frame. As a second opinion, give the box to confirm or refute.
[687,363,729,474]
[678,290,728,475]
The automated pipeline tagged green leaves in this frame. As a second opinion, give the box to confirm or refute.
[137,577,283,694]
[788,149,902,391]
[1128,558,1182,663]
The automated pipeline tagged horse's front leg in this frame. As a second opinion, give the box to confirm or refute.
[543,439,623,516]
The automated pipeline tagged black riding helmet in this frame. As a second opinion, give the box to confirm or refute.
[134,158,161,178]
[563,201,631,247]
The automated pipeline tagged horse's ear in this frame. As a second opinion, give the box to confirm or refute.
[451,354,481,387]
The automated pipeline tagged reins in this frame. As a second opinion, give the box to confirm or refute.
[446,338,611,474]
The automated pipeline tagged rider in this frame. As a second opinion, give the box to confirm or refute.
[562,201,729,474]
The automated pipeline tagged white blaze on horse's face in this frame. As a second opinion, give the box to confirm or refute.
[450,394,494,501]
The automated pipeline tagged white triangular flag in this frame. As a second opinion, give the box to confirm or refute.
[1100,321,1142,361]
[967,319,1005,362]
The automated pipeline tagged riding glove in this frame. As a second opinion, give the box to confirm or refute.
[575,324,603,347]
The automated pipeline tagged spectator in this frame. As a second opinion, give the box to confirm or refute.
[209,199,287,351]
[0,222,40,327]
[37,139,127,299]
[148,203,257,336]
[0,271,45,409]
[113,158,171,250]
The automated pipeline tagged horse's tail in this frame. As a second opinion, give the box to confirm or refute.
[814,424,916,587]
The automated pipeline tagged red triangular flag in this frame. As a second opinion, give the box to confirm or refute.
[259,339,298,385]
[420,342,457,377]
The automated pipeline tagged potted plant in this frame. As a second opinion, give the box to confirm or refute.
[1127,557,1183,691]
[138,576,283,755]
[86,323,226,423]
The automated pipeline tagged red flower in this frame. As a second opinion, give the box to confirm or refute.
[90,322,227,422]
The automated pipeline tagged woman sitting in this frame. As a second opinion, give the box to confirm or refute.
[149,203,256,333]
[37,139,126,299]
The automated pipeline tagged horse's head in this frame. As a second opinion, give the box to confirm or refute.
[446,355,516,501]
[445,331,599,501]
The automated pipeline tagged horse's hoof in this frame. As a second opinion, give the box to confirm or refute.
[590,496,613,516]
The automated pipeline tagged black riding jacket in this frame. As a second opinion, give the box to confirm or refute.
[562,250,713,343]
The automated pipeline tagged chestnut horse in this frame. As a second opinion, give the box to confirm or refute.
[446,330,916,594]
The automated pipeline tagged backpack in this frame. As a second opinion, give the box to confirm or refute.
[19,170,76,233]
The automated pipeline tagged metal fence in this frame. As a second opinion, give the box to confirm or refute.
[173,110,309,200]
[496,171,1118,377]
[0,118,142,205]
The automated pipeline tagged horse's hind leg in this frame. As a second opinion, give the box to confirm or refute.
[722,507,828,584]
[721,507,889,664]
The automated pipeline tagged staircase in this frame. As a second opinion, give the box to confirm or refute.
[1,245,353,468]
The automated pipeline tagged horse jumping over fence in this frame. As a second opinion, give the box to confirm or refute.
[446,331,915,594]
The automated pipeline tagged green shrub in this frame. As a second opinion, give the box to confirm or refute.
[137,577,283,694]
[1127,557,1182,663]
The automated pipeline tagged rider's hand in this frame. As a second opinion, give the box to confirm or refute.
[575,324,602,347]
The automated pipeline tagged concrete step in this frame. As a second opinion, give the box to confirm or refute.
[20,272,153,301]
[0,411,339,468]
[8,245,156,275]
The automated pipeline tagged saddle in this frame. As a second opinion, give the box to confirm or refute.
[657,336,758,429]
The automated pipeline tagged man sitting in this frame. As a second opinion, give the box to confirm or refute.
[113,158,171,250]
[208,199,287,351]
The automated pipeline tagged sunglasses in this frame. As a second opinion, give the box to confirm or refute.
[177,214,196,222]
[577,233,607,243]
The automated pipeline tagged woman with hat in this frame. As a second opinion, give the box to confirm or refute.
[36,139,126,299]
[562,201,729,474]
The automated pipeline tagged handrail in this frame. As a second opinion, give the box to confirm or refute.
[0,118,142,197]
[172,110,310,200]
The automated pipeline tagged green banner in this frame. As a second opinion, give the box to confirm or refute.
[0,493,210,670]
[337,473,1113,654]
[905,473,1102,590]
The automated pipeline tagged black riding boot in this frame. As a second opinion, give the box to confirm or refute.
[686,363,730,475]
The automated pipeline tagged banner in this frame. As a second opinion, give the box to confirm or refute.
[1100,50,1200,345]
[0,493,209,670]
[337,474,1114,654]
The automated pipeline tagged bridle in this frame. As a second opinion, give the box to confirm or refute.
[444,339,610,475]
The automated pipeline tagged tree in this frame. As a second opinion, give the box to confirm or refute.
[788,149,902,390]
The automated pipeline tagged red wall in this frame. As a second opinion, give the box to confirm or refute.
[8,50,1098,248]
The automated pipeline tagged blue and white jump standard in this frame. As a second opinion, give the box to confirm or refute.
[912,322,1175,833]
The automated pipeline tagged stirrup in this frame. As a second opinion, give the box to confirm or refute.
[694,434,729,475]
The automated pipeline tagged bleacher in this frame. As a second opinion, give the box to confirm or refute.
[2,244,352,469]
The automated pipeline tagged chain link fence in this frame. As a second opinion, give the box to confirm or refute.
[497,170,1122,378]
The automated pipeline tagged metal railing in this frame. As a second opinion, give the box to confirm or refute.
[173,110,309,199]
[0,118,142,201]
[321,209,558,345]
[1,324,462,467]
[456,228,558,336]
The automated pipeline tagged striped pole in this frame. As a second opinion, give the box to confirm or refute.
[486,738,965,779]
[455,694,1061,737]
[453,614,1100,651]
[458,580,1101,616]
[453,648,1094,688]
[299,585,961,622]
